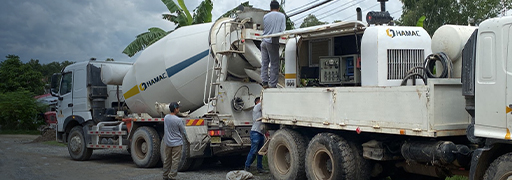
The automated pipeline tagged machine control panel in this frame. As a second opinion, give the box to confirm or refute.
[319,57,342,84]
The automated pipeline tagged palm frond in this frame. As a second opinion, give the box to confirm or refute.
[122,27,168,57]
[177,0,193,24]
[192,0,213,24]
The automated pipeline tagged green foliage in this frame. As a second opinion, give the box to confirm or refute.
[416,16,426,27]
[0,55,44,94]
[122,27,169,57]
[397,0,512,35]
[279,5,295,30]
[106,58,114,61]
[220,1,252,18]
[446,175,468,180]
[300,14,327,28]
[0,91,46,130]
[123,0,214,57]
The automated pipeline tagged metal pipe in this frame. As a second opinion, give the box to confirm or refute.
[356,7,362,21]
[378,0,388,12]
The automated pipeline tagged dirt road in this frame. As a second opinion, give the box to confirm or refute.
[0,134,271,180]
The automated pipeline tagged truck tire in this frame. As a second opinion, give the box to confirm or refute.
[131,126,161,168]
[67,126,93,160]
[160,139,198,171]
[219,155,246,168]
[483,152,512,180]
[268,129,307,180]
[305,133,370,180]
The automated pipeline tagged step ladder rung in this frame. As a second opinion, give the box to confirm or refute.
[88,131,126,135]
[88,144,127,149]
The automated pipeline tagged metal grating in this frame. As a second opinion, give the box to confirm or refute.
[387,49,425,80]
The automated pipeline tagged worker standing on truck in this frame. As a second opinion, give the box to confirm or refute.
[163,102,187,180]
[244,97,267,173]
[261,0,286,88]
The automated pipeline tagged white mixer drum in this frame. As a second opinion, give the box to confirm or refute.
[432,25,477,62]
[122,23,214,117]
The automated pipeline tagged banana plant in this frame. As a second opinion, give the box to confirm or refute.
[123,0,213,57]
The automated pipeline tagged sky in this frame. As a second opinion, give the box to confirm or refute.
[0,0,403,64]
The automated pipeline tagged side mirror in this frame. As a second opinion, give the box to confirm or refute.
[50,73,61,97]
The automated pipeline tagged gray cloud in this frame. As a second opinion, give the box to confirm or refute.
[0,0,401,64]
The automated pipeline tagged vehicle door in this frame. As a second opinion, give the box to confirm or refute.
[57,71,74,122]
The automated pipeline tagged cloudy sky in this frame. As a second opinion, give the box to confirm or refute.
[0,0,402,64]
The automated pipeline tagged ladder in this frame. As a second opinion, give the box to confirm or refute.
[87,121,127,149]
[203,20,249,113]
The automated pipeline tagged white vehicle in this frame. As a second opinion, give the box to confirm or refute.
[50,8,284,170]
[259,2,512,180]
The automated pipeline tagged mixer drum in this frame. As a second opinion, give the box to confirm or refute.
[122,23,215,117]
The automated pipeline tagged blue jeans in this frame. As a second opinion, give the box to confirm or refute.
[245,131,264,169]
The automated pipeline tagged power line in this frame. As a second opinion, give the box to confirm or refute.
[292,0,340,21]
[316,0,367,20]
[288,0,335,17]
[293,0,362,24]
[286,0,322,13]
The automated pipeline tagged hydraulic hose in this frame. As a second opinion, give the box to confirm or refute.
[424,52,453,78]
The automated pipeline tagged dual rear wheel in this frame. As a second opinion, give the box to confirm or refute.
[267,129,370,180]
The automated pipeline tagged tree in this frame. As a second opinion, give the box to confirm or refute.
[123,0,213,57]
[397,0,512,35]
[0,55,44,95]
[300,14,327,28]
[0,90,46,130]
[106,58,114,61]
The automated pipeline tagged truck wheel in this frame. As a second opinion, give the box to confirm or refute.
[160,139,196,171]
[131,126,160,168]
[219,155,246,168]
[483,152,512,180]
[268,129,307,180]
[305,133,370,180]
[67,126,93,160]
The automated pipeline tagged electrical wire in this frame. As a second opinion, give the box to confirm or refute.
[316,0,368,20]
[292,0,340,21]
[287,0,323,14]
[292,0,362,24]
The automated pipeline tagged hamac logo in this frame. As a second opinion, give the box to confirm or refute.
[386,29,421,38]
[139,72,167,91]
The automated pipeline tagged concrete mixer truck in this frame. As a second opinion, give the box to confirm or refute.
[49,7,285,170]
[255,3,512,180]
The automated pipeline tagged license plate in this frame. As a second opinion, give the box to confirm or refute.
[211,137,221,144]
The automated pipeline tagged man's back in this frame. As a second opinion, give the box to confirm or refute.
[164,114,185,147]
[263,11,286,44]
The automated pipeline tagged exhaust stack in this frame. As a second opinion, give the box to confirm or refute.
[356,7,362,21]
[378,0,388,12]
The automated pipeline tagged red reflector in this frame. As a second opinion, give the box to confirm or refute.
[281,37,286,39]
[208,130,225,136]
[255,33,260,36]
[244,122,250,124]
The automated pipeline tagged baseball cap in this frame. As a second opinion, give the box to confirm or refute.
[169,102,180,112]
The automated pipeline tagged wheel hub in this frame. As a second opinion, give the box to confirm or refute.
[141,142,148,154]
[275,144,291,174]
[313,149,333,180]
[69,136,82,152]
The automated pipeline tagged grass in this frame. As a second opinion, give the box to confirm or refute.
[446,175,468,180]
[0,130,40,135]
[250,155,269,170]
[43,140,67,147]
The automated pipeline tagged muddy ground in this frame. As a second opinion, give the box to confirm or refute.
[0,134,272,180]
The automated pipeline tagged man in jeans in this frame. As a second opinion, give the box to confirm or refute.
[244,97,267,173]
[261,0,286,88]
[163,102,187,180]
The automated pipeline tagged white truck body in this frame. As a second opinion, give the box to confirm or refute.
[258,11,512,180]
